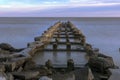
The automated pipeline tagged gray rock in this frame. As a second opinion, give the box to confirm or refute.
[0,72,7,80]
[0,65,5,72]
[0,43,24,52]
[12,71,39,80]
[88,56,115,73]
[39,76,52,80]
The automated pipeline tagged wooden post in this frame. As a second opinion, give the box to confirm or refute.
[53,43,57,50]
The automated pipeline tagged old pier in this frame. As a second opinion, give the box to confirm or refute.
[0,21,117,80]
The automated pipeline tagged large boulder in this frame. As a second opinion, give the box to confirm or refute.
[23,58,36,70]
[0,43,24,52]
[88,56,115,73]
[0,43,15,51]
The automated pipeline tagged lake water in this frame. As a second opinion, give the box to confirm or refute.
[0,17,120,80]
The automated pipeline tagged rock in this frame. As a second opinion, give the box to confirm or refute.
[12,71,39,80]
[3,62,16,72]
[85,44,93,53]
[0,48,11,54]
[39,76,52,80]
[17,67,23,72]
[88,56,115,73]
[23,58,36,70]
[45,60,53,69]
[0,56,11,62]
[0,43,24,52]
[0,72,7,80]
[40,66,52,76]
[6,73,14,80]
[0,43,14,52]
[97,53,110,58]
[0,65,5,72]
[11,57,27,71]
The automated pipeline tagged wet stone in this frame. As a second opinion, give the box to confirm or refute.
[45,60,53,69]
[67,59,74,71]
[0,65,5,72]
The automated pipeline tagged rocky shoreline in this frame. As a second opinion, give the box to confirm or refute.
[0,21,118,80]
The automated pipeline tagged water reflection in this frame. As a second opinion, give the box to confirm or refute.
[33,51,87,65]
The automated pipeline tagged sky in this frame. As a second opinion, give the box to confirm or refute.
[0,0,120,17]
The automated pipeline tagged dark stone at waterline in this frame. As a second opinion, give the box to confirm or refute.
[67,59,74,71]
[88,56,115,73]
[45,60,53,69]
[12,71,39,80]
[0,43,24,52]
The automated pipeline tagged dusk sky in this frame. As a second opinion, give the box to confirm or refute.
[0,0,120,17]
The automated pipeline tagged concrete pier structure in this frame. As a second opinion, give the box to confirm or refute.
[0,21,117,80]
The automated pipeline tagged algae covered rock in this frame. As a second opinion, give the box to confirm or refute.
[88,56,115,73]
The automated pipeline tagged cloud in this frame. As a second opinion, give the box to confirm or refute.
[1,4,120,17]
[0,0,120,17]
[69,0,120,3]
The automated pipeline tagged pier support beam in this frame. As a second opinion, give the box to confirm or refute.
[67,59,74,71]
[45,59,53,69]
[66,42,71,50]
[53,43,57,51]
[55,38,59,43]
